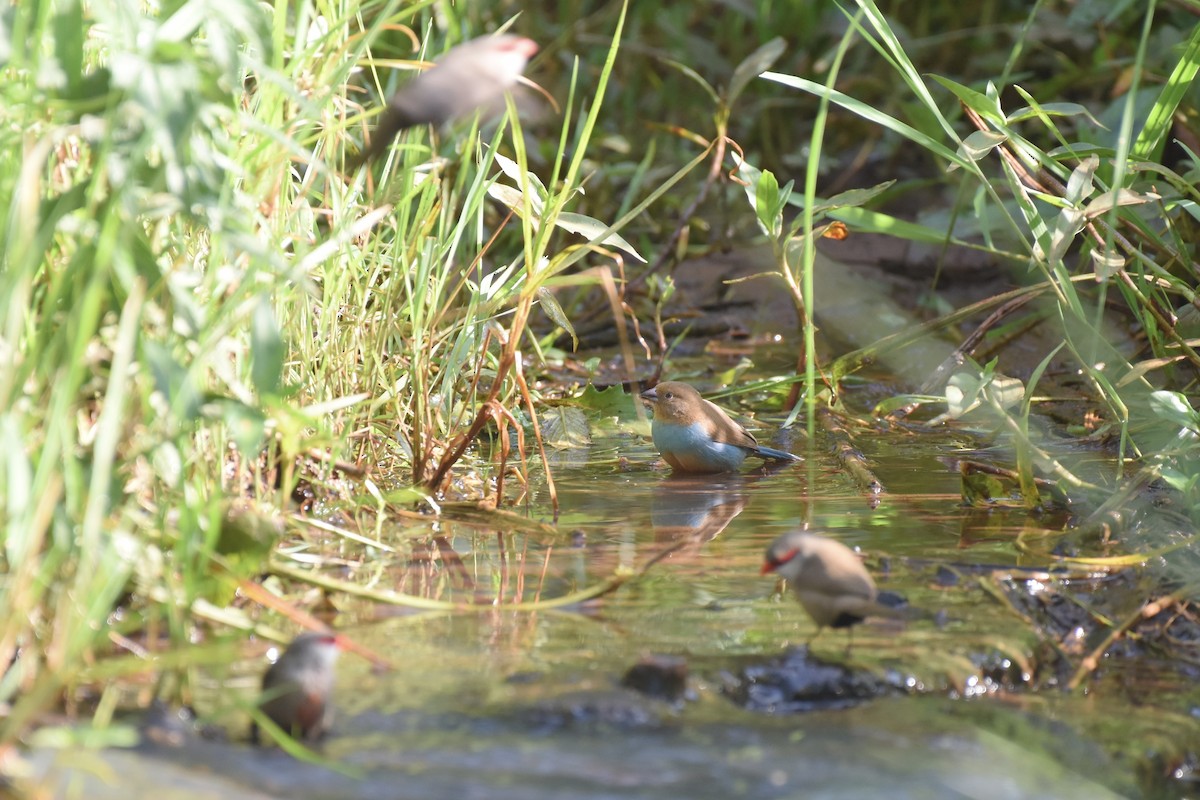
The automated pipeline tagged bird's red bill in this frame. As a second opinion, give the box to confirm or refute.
[503,37,539,58]
[760,548,799,575]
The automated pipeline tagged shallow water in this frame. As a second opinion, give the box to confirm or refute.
[25,402,1197,798]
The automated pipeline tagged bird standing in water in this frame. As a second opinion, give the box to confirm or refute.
[762,530,906,646]
[351,33,539,167]
[252,631,343,744]
[641,381,800,473]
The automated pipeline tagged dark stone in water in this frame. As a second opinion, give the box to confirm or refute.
[138,700,225,747]
[621,655,689,704]
[933,565,960,586]
[524,688,668,731]
[504,670,545,685]
[724,647,902,713]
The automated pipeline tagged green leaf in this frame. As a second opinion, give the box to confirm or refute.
[577,384,642,423]
[763,71,967,169]
[1007,100,1103,127]
[540,406,592,449]
[754,169,783,238]
[144,341,202,421]
[553,212,646,262]
[251,295,285,398]
[658,57,720,105]
[53,3,85,96]
[536,286,577,350]
[215,399,267,455]
[955,130,1007,165]
[728,37,786,108]
[829,206,957,244]
[812,180,894,214]
[205,499,284,604]
[1132,21,1200,162]
[929,74,1005,122]
[218,500,283,564]
[1149,390,1200,432]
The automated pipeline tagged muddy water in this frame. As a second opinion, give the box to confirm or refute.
[26,408,1194,798]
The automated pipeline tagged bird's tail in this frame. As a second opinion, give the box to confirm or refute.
[875,591,937,622]
[345,106,417,171]
[752,445,802,463]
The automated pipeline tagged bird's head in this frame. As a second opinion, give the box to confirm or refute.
[640,381,705,424]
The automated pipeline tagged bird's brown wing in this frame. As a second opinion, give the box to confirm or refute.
[348,104,420,168]
[795,551,908,619]
[796,549,876,601]
[700,398,759,448]
[294,690,327,739]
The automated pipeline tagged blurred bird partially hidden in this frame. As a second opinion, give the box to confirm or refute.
[348,34,538,169]
[762,530,912,649]
[251,631,344,744]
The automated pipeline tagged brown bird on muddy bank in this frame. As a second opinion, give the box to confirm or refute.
[252,631,343,743]
[641,381,801,473]
[350,33,539,167]
[761,530,907,645]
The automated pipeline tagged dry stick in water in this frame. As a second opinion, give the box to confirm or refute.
[816,406,884,498]
[513,352,557,513]
[1067,587,1191,690]
[235,576,392,670]
[425,304,531,497]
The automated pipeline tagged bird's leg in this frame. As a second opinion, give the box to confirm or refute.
[842,626,855,655]
[805,625,825,648]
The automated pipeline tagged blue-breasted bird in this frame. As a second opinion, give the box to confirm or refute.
[640,381,801,473]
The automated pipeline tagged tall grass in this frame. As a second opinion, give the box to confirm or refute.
[0,0,630,745]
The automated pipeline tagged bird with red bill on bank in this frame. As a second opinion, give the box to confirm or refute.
[251,630,344,744]
[640,381,800,474]
[761,530,908,647]
[350,33,539,168]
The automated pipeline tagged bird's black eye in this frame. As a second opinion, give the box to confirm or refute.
[664,391,673,399]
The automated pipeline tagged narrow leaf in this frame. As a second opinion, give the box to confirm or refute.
[536,286,577,349]
[728,37,787,108]
[251,295,285,398]
[554,212,646,262]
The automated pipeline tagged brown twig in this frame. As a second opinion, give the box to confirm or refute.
[816,406,884,501]
[512,353,555,513]
[1067,587,1191,690]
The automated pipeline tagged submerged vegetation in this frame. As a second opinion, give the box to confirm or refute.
[2,0,1200,791]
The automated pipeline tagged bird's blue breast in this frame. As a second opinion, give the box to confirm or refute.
[651,420,748,473]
